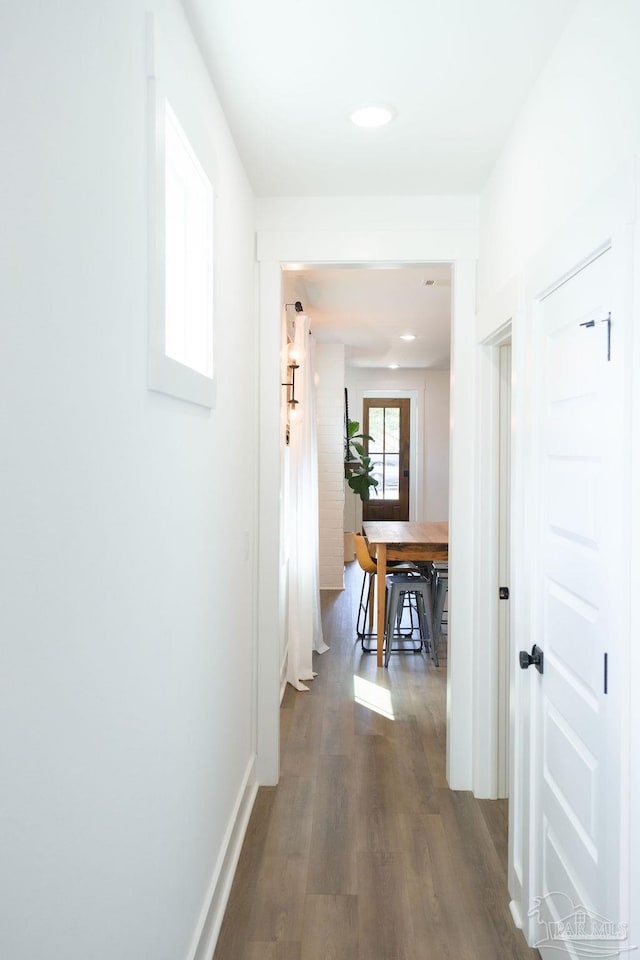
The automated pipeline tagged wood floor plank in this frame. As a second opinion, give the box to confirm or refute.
[241,944,277,960]
[403,811,478,960]
[357,851,417,960]
[355,727,436,817]
[477,797,509,873]
[241,942,302,960]
[213,880,257,960]
[405,876,457,960]
[438,789,538,959]
[300,895,358,960]
[277,945,303,960]
[430,788,503,958]
[319,696,355,756]
[262,775,315,859]
[355,806,405,855]
[231,787,276,883]
[245,854,308,942]
[307,755,357,894]
[280,694,325,779]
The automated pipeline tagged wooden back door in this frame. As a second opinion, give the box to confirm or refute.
[362,398,410,522]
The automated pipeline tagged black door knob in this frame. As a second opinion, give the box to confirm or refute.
[519,645,544,674]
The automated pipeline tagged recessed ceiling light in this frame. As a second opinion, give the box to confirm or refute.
[400,334,416,341]
[350,105,394,128]
[388,363,399,370]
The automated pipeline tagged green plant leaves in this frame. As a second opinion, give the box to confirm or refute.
[344,417,379,502]
[347,472,379,502]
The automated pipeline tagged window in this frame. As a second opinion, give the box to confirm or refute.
[367,405,401,500]
[147,14,216,408]
[164,102,213,378]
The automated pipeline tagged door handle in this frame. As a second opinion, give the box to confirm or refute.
[519,644,544,674]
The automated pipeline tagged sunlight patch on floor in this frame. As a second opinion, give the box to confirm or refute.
[353,675,395,720]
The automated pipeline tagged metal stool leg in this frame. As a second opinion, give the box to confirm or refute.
[357,571,380,653]
[416,589,438,666]
[384,578,428,666]
[356,570,368,637]
[433,574,448,652]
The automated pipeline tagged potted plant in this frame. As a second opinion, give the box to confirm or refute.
[344,418,379,502]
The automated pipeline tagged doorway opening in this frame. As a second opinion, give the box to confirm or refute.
[258,252,477,794]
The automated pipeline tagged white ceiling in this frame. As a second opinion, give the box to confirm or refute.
[182,0,578,367]
[284,265,452,368]
[182,0,577,197]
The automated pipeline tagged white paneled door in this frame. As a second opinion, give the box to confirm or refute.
[525,249,630,958]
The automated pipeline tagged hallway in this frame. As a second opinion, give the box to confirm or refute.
[213,565,539,959]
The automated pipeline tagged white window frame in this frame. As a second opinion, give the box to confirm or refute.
[146,14,217,408]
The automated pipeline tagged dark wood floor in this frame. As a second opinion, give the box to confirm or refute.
[213,563,539,960]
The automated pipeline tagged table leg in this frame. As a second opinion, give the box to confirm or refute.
[376,544,387,666]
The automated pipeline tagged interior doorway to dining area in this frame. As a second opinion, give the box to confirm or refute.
[280,263,454,746]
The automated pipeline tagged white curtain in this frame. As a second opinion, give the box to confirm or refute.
[286,315,328,691]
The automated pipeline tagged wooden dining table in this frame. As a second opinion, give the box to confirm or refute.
[362,520,449,666]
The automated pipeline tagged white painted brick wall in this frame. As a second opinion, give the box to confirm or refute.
[315,343,345,589]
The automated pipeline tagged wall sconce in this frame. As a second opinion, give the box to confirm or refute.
[282,355,300,413]
[283,301,305,444]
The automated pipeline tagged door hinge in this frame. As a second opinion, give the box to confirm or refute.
[499,586,509,600]
[604,652,608,694]
[579,311,611,361]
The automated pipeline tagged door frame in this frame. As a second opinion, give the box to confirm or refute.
[256,238,478,791]
[362,389,420,522]
[496,341,511,801]
[475,321,513,801]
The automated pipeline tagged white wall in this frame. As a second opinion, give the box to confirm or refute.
[0,4,257,960]
[315,344,346,589]
[257,195,480,233]
[477,0,640,943]
[345,367,450,524]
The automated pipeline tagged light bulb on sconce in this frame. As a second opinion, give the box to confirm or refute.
[289,402,303,424]
[288,341,306,365]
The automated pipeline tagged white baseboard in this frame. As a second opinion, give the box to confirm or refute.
[186,754,258,960]
[509,898,523,929]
